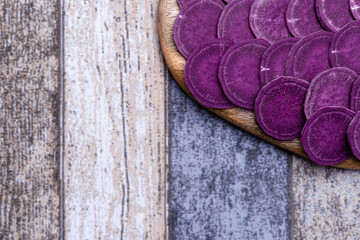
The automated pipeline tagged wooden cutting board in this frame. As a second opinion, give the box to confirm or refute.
[157,0,360,170]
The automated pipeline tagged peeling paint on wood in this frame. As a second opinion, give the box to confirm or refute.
[170,75,291,240]
[5,0,360,239]
[63,0,169,239]
[291,156,360,239]
[0,1,61,239]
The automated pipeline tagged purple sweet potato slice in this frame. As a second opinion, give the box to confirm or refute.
[285,31,333,82]
[330,21,360,75]
[315,0,354,32]
[219,39,270,109]
[249,0,292,44]
[185,40,235,109]
[217,0,255,42]
[301,107,355,166]
[173,0,225,58]
[286,0,324,37]
[255,76,309,140]
[347,111,360,159]
[177,0,224,9]
[351,77,360,112]
[350,0,360,19]
[260,38,298,87]
[304,67,357,119]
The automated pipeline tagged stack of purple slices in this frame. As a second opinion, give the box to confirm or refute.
[173,0,360,166]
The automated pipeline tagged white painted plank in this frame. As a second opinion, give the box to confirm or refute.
[63,0,168,239]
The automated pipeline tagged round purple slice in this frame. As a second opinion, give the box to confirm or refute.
[185,40,235,109]
[249,0,292,44]
[217,0,255,42]
[351,77,360,112]
[286,0,324,37]
[301,107,355,166]
[255,76,309,140]
[177,0,224,9]
[260,38,298,87]
[285,31,333,82]
[304,67,358,119]
[347,111,360,160]
[315,0,354,32]
[350,0,360,19]
[173,0,225,58]
[219,39,270,109]
[330,21,360,74]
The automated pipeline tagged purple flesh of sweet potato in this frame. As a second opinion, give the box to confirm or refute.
[217,0,255,42]
[301,107,355,166]
[350,0,360,19]
[255,76,310,140]
[285,31,333,82]
[286,0,324,37]
[219,39,270,109]
[347,111,360,160]
[177,0,224,9]
[249,0,292,44]
[316,0,354,32]
[351,77,360,112]
[304,67,357,119]
[330,21,360,75]
[185,40,235,109]
[173,0,225,58]
[260,38,298,87]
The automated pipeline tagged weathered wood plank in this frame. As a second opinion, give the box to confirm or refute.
[0,1,62,239]
[63,0,168,239]
[170,75,291,240]
[291,156,360,239]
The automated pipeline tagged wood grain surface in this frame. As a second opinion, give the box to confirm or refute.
[3,0,360,239]
[157,0,360,170]
[291,155,360,239]
[63,0,168,239]
[1,0,169,239]
[0,1,62,239]
[169,72,292,239]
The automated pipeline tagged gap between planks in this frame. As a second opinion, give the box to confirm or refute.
[59,0,65,239]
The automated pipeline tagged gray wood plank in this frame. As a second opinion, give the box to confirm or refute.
[0,1,62,239]
[169,72,291,240]
[291,156,360,239]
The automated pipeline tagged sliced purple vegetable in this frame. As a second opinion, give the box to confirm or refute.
[173,0,225,58]
[304,67,357,119]
[347,111,360,159]
[249,0,292,44]
[217,0,255,42]
[218,39,269,109]
[285,31,333,82]
[350,77,360,112]
[185,40,235,109]
[286,0,324,37]
[302,107,355,166]
[315,0,354,32]
[260,38,298,87]
[350,0,360,19]
[330,21,360,74]
[255,76,309,140]
[177,0,224,9]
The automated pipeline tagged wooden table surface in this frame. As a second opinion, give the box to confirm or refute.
[0,1,360,239]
